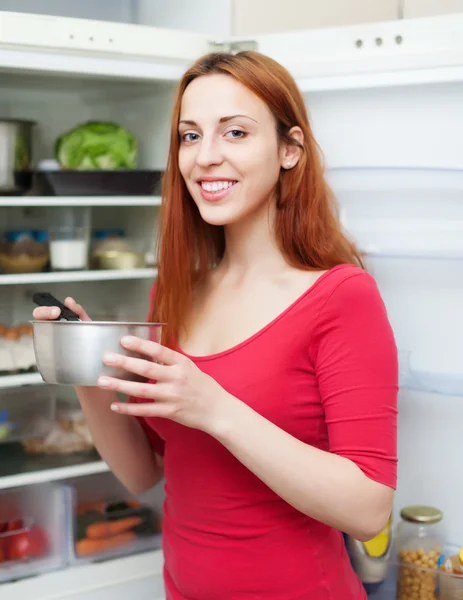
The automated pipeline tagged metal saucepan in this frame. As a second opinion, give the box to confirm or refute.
[0,118,36,194]
[31,292,164,386]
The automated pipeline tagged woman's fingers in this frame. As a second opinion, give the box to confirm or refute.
[97,376,171,400]
[102,353,172,382]
[64,297,92,321]
[110,398,174,418]
[32,297,91,321]
[120,336,183,366]
[32,306,61,320]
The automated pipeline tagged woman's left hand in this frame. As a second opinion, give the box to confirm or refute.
[98,336,232,435]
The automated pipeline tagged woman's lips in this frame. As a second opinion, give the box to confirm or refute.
[198,181,237,202]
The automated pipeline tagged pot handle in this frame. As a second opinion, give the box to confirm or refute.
[32,292,81,321]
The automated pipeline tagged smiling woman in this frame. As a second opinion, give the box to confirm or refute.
[32,51,398,600]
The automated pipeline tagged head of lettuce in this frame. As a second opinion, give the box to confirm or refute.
[55,121,137,170]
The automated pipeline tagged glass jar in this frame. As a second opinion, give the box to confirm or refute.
[48,207,91,271]
[396,505,445,600]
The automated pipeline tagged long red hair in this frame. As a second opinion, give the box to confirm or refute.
[151,51,363,346]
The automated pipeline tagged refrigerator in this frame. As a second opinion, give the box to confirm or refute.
[0,4,462,598]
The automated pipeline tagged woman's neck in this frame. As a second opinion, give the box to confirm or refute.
[219,203,288,279]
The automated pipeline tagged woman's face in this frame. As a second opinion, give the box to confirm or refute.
[178,74,300,227]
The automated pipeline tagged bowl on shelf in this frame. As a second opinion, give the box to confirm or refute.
[35,169,164,196]
[98,250,146,270]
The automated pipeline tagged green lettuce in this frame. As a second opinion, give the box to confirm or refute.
[55,121,137,170]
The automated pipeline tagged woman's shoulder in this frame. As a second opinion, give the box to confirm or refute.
[311,263,379,304]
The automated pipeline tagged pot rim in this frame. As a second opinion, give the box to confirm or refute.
[0,118,37,126]
[30,320,165,327]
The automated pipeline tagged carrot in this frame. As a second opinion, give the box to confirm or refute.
[86,517,142,539]
[77,502,106,516]
[76,531,136,556]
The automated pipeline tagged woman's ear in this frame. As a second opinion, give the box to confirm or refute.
[280,126,304,170]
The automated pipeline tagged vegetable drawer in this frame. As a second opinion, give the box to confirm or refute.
[68,473,163,564]
[0,483,69,582]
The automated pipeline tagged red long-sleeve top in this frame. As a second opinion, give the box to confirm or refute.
[131,264,398,599]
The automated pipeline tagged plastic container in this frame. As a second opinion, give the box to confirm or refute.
[396,505,445,600]
[346,515,393,585]
[0,230,49,274]
[439,547,463,599]
[0,483,69,582]
[68,474,162,564]
[21,397,94,455]
[0,385,56,444]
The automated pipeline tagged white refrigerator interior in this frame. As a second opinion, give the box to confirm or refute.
[0,4,462,599]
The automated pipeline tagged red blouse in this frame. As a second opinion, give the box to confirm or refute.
[131,264,398,600]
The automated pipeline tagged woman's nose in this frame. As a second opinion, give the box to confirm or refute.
[195,137,223,167]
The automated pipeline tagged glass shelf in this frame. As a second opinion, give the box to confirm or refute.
[326,167,463,261]
[399,352,463,397]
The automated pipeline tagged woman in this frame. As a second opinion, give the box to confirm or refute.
[34,52,398,599]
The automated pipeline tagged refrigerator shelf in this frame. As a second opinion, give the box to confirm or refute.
[400,352,463,397]
[329,166,463,261]
[327,165,463,193]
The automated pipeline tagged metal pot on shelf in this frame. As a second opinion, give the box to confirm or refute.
[31,293,163,386]
[0,118,36,194]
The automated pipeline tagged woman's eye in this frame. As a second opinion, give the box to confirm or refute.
[181,132,200,142]
[225,129,246,139]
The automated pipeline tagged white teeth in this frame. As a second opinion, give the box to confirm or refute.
[201,181,235,193]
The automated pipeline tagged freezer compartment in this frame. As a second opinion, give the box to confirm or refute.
[0,385,55,445]
[0,483,69,582]
[68,472,163,565]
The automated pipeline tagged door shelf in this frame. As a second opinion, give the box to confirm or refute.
[401,369,463,397]
[329,167,463,261]
[327,166,463,193]
[0,442,108,490]
[0,196,162,207]
[400,353,463,397]
[0,268,157,285]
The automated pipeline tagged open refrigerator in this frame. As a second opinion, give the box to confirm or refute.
[0,4,463,599]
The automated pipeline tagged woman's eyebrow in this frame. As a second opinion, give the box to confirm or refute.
[178,114,258,127]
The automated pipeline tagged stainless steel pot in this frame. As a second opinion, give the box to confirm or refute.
[0,118,35,194]
[31,293,163,386]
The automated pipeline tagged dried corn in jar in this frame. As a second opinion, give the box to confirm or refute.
[396,506,444,600]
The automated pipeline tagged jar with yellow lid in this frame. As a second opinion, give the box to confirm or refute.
[396,505,445,600]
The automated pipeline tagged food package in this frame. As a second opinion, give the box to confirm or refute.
[0,324,36,374]
[22,400,94,455]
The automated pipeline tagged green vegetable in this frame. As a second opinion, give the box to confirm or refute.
[55,121,137,170]
[15,134,30,170]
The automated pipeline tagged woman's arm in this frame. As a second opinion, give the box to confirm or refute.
[76,387,164,495]
[212,398,393,542]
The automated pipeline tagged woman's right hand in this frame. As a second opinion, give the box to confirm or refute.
[32,297,92,322]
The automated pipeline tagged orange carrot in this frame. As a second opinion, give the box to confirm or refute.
[76,532,136,556]
[86,517,142,539]
[77,502,106,516]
